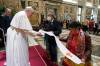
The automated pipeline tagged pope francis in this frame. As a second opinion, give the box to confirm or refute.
[6,7,35,66]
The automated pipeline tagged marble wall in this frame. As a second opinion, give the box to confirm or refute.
[3,0,22,11]
[1,0,100,25]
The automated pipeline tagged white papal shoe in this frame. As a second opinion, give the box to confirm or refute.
[4,62,6,66]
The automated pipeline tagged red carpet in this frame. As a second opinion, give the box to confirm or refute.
[0,45,58,66]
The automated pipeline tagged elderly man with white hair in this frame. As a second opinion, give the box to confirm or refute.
[6,6,35,66]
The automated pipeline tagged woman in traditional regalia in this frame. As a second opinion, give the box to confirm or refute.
[63,22,85,66]
[63,21,92,66]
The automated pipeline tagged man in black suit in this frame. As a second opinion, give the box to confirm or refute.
[2,8,12,34]
[42,14,62,64]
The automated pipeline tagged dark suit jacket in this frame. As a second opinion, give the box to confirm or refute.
[42,20,62,36]
[2,15,12,33]
[42,20,62,62]
[0,16,4,28]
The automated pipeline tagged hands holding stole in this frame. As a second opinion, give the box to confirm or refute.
[13,27,42,37]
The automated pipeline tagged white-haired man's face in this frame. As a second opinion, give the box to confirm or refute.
[25,7,34,17]
[5,8,12,16]
[27,10,33,17]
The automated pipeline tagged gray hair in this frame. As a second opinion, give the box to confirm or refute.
[25,6,34,12]
[5,8,12,12]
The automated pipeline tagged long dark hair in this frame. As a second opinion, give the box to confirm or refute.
[69,21,82,30]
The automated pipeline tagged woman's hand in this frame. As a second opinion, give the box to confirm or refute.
[36,32,43,36]
[81,58,85,63]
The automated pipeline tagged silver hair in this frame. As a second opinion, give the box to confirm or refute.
[25,6,34,12]
[5,8,12,12]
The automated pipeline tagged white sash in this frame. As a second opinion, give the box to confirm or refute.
[39,30,82,64]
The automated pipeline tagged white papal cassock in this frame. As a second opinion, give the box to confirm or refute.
[6,11,32,66]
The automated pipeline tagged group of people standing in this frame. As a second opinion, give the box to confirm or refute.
[0,6,93,66]
[63,18,100,35]
[82,18,100,35]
